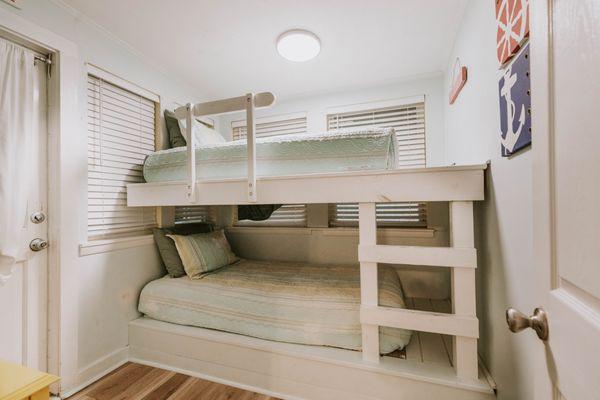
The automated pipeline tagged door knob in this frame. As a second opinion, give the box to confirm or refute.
[30,211,46,224]
[506,307,549,340]
[29,238,48,252]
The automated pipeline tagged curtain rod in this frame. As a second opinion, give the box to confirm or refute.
[34,54,51,65]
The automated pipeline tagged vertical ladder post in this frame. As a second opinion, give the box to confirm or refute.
[185,103,197,202]
[359,202,379,363]
[450,201,478,379]
[245,93,257,202]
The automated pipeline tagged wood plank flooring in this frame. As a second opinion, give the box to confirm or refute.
[67,362,278,400]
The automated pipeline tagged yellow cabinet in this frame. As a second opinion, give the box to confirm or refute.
[0,361,59,400]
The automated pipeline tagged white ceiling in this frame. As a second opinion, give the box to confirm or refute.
[61,0,467,100]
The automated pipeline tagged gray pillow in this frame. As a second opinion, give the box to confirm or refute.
[153,223,214,277]
[164,109,186,148]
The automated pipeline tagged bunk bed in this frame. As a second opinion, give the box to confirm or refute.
[126,92,493,400]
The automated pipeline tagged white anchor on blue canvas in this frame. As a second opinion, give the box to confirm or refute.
[498,43,531,156]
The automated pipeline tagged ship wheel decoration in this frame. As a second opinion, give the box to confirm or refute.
[495,0,530,65]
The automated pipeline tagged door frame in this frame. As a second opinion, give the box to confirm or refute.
[0,7,80,395]
[530,1,558,399]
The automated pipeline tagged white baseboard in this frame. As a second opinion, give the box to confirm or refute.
[60,346,129,398]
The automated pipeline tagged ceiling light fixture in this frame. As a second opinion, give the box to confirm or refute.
[276,29,321,62]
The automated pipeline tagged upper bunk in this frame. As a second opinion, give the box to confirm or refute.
[126,92,487,207]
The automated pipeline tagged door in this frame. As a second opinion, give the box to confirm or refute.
[530,1,600,399]
[0,41,49,371]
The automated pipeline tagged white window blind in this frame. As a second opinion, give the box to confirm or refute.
[327,102,427,227]
[232,113,308,227]
[174,206,216,225]
[232,113,307,141]
[87,74,157,238]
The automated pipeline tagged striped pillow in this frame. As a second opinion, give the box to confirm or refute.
[167,230,238,279]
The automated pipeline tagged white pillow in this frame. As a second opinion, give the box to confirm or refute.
[178,118,226,146]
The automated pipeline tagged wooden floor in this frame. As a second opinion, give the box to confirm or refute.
[67,362,278,400]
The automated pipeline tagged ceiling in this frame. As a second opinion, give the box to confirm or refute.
[61,0,467,101]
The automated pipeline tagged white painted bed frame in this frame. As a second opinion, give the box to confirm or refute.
[126,93,490,398]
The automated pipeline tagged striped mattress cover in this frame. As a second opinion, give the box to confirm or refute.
[143,128,398,182]
[138,259,412,354]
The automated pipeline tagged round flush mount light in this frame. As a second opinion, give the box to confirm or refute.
[276,29,321,62]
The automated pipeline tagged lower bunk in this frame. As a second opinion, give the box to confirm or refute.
[128,316,494,400]
[131,258,494,400]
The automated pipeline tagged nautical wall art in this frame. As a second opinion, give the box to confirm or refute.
[449,58,467,105]
[496,0,530,66]
[498,42,531,156]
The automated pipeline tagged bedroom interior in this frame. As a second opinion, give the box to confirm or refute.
[0,1,599,400]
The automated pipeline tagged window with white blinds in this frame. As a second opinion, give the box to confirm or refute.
[87,74,157,238]
[327,102,427,227]
[174,206,216,225]
[232,113,307,141]
[232,113,308,227]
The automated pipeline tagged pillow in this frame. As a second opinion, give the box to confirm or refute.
[153,223,213,277]
[167,230,238,279]
[164,110,186,148]
[178,117,226,147]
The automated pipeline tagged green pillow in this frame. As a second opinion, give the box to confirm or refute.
[164,109,186,148]
[167,230,238,279]
[153,223,213,277]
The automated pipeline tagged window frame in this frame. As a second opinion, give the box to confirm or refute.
[85,64,161,241]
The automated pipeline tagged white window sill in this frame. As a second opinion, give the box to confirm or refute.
[226,226,437,238]
[79,234,154,256]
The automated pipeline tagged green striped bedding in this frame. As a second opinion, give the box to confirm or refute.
[143,128,398,182]
[138,259,412,354]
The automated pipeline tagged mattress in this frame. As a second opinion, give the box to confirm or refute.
[143,128,397,182]
[138,259,412,354]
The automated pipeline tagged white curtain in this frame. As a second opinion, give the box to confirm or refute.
[0,38,34,285]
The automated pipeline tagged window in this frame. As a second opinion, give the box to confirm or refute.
[327,102,427,227]
[232,113,307,140]
[174,205,216,225]
[87,74,157,238]
[232,113,308,227]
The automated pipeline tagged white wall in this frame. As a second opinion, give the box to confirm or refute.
[218,74,446,167]
[443,2,535,399]
[0,0,202,392]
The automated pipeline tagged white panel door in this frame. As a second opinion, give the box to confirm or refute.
[531,1,600,399]
[0,55,48,371]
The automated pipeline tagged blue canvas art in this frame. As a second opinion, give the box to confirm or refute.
[498,42,531,156]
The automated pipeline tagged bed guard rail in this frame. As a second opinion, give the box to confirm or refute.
[173,92,276,203]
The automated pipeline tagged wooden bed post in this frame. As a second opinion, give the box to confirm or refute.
[449,201,478,380]
[359,202,380,363]
[186,103,197,202]
[246,93,257,202]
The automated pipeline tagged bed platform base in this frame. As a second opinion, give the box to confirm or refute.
[129,317,494,400]
[127,164,486,206]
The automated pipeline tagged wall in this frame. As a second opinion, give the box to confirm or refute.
[0,0,202,392]
[443,1,535,399]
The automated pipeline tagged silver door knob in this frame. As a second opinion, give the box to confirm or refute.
[29,238,48,252]
[506,307,549,341]
[30,211,46,224]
